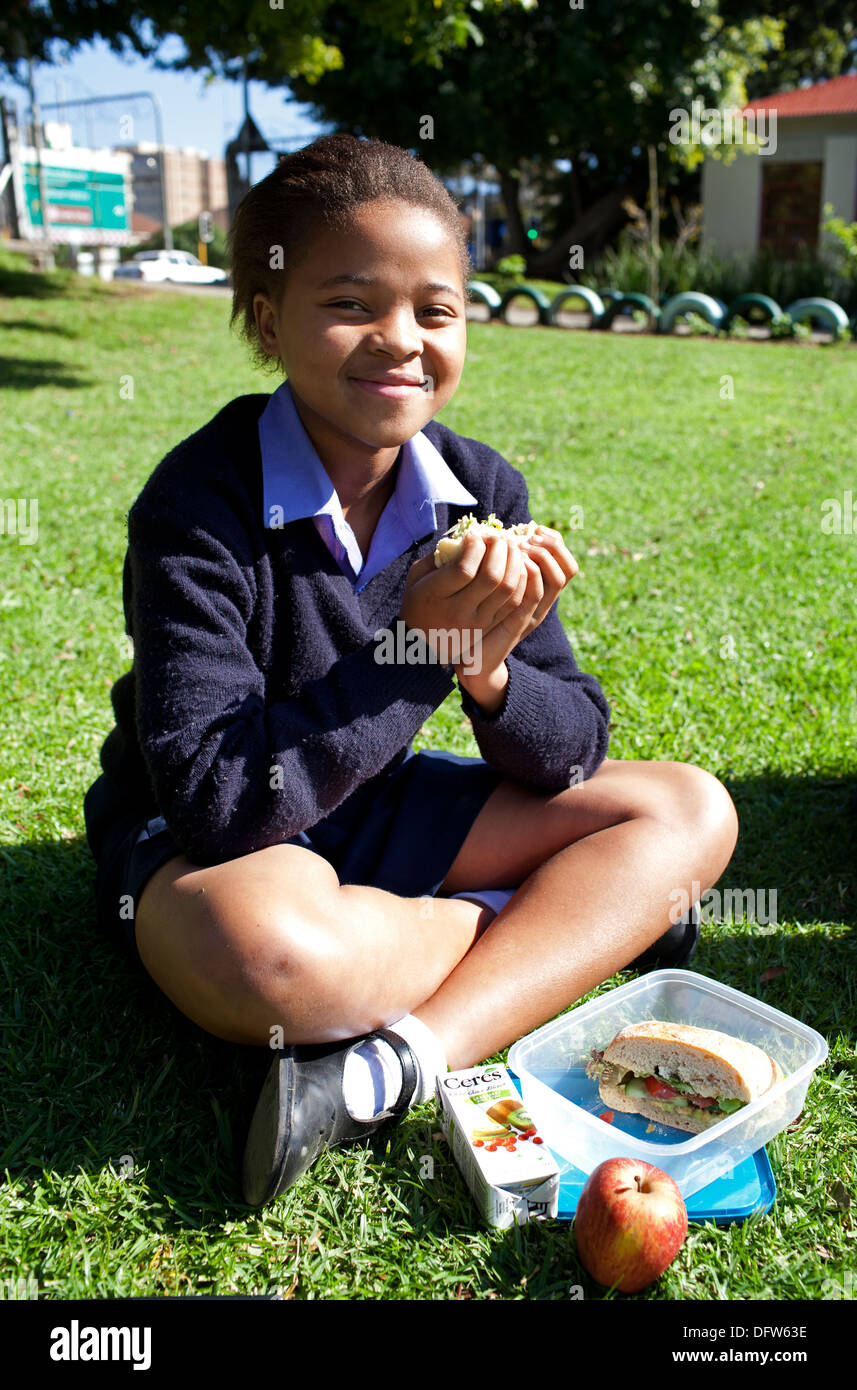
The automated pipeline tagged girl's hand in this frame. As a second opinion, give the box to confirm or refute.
[398,526,578,709]
[517,525,579,627]
[399,530,523,664]
[456,527,578,709]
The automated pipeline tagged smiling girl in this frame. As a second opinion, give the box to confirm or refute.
[83,135,737,1205]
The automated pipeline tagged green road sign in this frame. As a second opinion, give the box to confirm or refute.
[23,163,129,233]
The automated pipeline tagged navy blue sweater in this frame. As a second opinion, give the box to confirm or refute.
[95,393,611,866]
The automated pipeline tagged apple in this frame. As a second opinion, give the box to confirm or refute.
[574,1157,688,1293]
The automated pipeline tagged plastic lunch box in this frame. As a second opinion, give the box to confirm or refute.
[507,969,828,1199]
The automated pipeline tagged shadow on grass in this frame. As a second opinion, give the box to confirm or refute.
[0,266,111,301]
[0,319,81,337]
[717,770,857,932]
[0,836,267,1225]
[0,770,853,1240]
[0,356,94,390]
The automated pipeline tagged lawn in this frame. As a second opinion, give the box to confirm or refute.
[1,261,855,1302]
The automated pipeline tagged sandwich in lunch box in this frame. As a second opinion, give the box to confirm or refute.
[585,1021,785,1133]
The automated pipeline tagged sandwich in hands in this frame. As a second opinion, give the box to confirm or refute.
[433,512,538,568]
[585,1021,785,1134]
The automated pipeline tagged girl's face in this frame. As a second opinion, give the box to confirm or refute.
[253,198,467,455]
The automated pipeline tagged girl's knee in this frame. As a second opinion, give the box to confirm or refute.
[612,759,738,846]
[206,877,361,1043]
[658,762,738,852]
[136,847,354,1046]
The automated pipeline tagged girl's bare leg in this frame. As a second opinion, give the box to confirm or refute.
[135,758,737,1060]
[418,760,738,1069]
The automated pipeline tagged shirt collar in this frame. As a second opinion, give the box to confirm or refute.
[259,379,477,542]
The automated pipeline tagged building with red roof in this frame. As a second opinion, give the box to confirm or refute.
[701,72,857,258]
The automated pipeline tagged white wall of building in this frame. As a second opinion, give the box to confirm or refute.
[702,115,857,256]
[701,150,762,255]
[821,131,857,238]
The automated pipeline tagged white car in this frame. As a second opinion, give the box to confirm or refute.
[113,249,229,285]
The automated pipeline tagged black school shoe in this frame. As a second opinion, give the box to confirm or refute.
[629,900,701,973]
[242,1028,419,1207]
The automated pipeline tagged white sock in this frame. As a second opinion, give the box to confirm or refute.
[450,888,516,918]
[342,1013,448,1121]
[340,895,515,1122]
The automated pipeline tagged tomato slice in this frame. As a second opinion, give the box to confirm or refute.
[689,1094,716,1108]
[645,1075,679,1100]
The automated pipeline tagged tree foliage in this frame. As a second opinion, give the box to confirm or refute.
[3,0,852,274]
[282,0,785,268]
[286,0,784,170]
[719,0,856,94]
[0,0,534,83]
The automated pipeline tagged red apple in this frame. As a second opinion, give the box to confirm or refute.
[574,1157,688,1293]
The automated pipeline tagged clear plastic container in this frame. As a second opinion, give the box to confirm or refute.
[507,969,828,1198]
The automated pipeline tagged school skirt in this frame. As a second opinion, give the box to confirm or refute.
[82,749,505,976]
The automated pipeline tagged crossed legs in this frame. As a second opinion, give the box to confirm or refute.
[134,757,738,1069]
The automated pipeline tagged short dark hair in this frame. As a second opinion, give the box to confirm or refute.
[227,133,472,374]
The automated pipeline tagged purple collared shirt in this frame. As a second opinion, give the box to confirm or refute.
[258,380,478,593]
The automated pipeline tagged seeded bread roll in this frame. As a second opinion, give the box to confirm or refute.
[593,1021,785,1136]
[433,513,538,568]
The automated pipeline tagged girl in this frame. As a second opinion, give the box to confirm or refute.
[83,135,737,1207]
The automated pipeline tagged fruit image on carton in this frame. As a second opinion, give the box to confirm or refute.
[485,1097,533,1131]
[436,1065,559,1229]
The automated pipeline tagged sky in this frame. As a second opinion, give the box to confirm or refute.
[0,30,328,179]
[0,26,496,201]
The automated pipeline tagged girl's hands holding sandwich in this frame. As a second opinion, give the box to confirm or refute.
[399,524,578,714]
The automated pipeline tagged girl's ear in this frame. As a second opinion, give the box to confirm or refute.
[253,293,279,358]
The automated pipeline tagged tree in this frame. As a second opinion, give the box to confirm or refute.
[5,0,850,278]
[0,0,534,83]
[719,0,856,94]
[282,0,784,277]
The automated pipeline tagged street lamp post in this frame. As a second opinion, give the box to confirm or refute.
[26,52,54,269]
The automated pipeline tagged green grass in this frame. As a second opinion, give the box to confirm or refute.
[1,267,855,1301]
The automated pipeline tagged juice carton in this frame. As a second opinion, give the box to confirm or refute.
[436,1064,559,1229]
